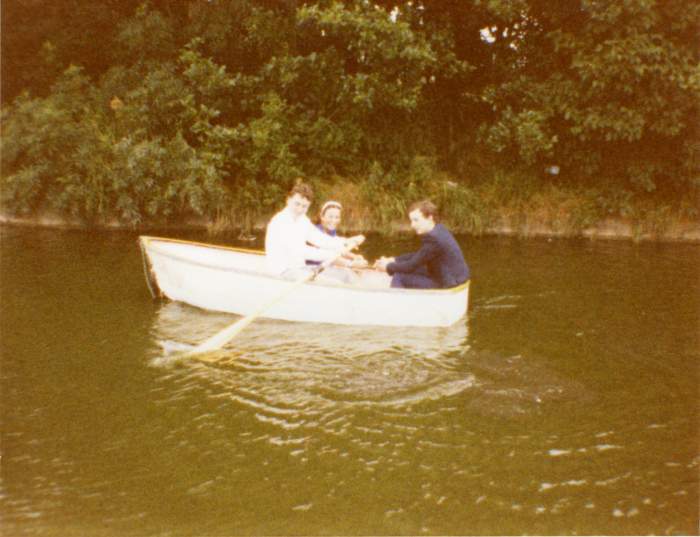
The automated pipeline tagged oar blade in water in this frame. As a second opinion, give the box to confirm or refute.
[186,315,255,355]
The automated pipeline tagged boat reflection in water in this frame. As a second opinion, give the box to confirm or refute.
[149,302,475,411]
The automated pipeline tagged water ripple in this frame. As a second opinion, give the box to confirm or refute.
[150,302,474,416]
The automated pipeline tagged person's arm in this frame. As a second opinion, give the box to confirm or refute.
[343,234,365,250]
[386,236,440,275]
[394,252,415,263]
[375,251,414,271]
[305,220,346,251]
[334,252,368,268]
[301,219,349,265]
[373,256,395,271]
[304,243,341,263]
[306,220,365,251]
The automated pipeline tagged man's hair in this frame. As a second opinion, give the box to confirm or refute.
[409,200,438,221]
[288,181,314,202]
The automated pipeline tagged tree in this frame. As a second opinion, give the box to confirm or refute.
[478,0,700,192]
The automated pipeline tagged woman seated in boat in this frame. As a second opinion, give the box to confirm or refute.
[307,200,369,284]
[307,201,368,268]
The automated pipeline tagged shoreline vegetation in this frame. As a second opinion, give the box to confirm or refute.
[3,178,698,243]
[2,2,697,244]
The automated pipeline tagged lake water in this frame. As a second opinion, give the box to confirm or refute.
[1,226,698,536]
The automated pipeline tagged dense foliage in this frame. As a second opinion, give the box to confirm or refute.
[1,0,698,228]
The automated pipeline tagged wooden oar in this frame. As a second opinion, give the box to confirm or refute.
[186,254,340,357]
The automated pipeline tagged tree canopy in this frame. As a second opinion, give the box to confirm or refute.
[1,0,698,226]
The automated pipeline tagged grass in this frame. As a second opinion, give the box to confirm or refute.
[4,174,695,242]
[200,173,698,243]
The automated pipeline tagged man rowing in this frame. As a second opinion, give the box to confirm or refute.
[265,182,364,279]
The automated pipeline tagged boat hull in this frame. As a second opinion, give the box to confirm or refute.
[139,236,469,327]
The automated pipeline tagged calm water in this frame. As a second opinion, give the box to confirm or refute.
[1,226,698,536]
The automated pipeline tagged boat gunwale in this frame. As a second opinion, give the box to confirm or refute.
[139,235,470,296]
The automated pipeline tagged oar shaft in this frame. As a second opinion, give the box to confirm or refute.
[190,274,311,354]
[187,253,341,356]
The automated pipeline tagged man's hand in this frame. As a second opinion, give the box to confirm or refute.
[373,256,395,272]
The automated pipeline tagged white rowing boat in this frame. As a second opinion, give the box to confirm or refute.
[139,236,469,327]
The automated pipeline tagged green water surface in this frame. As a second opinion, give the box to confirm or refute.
[1,226,698,535]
